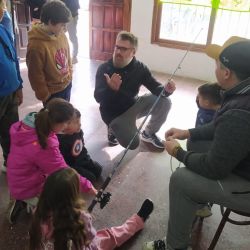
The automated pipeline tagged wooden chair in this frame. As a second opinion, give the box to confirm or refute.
[208,206,250,250]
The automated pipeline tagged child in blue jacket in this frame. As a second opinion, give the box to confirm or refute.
[0,23,23,172]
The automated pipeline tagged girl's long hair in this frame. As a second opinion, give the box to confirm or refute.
[29,168,87,250]
[35,98,74,149]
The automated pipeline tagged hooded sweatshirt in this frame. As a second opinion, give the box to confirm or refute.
[26,24,72,102]
[7,114,92,200]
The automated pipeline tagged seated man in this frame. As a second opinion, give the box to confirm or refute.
[94,31,176,150]
[143,36,250,250]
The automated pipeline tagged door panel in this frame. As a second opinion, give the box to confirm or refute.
[12,0,31,58]
[89,0,131,60]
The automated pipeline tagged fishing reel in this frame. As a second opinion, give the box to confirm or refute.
[97,192,112,209]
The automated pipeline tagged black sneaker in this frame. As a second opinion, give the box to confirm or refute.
[141,131,165,149]
[137,199,154,221]
[8,200,26,224]
[108,127,119,146]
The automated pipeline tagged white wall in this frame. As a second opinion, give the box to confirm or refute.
[130,0,217,82]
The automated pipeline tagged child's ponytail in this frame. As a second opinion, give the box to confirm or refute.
[35,108,51,149]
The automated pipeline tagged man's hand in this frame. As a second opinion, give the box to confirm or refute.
[165,137,181,157]
[165,128,190,140]
[164,79,176,94]
[16,89,23,106]
[104,73,122,91]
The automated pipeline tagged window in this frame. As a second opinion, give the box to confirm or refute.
[152,0,250,51]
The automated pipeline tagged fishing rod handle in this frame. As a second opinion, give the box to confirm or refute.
[88,176,112,213]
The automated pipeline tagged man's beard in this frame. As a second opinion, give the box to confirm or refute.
[113,55,132,68]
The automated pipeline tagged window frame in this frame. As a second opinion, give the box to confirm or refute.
[151,0,217,52]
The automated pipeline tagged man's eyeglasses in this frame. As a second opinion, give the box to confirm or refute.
[114,45,134,52]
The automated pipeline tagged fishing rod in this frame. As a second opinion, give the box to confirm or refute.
[88,28,203,213]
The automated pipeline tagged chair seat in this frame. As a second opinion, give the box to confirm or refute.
[208,207,250,250]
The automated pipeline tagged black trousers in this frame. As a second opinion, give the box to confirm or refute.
[0,92,19,165]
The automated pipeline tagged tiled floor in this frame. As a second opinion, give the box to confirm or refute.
[0,57,250,250]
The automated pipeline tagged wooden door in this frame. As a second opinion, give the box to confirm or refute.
[11,0,31,58]
[89,0,131,61]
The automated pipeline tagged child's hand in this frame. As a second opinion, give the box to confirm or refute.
[89,186,98,196]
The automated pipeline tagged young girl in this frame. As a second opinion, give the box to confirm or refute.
[29,168,154,250]
[7,98,97,224]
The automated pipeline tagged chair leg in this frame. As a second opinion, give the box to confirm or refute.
[208,208,231,250]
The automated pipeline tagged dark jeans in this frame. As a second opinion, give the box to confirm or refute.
[0,92,19,165]
[44,82,72,105]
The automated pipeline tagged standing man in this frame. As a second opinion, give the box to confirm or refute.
[0,24,23,172]
[94,31,176,150]
[62,0,80,64]
[143,37,250,250]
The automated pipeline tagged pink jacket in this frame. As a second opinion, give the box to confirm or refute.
[7,121,92,200]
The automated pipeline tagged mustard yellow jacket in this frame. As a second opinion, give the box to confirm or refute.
[26,24,72,101]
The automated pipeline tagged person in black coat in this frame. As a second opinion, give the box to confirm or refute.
[26,0,46,21]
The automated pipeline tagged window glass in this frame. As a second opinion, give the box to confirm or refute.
[159,3,210,44]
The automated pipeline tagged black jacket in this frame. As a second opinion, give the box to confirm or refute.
[57,130,91,168]
[177,78,250,181]
[94,57,170,125]
[26,0,46,19]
